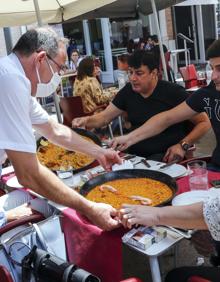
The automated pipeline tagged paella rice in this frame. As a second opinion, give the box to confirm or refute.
[85,178,173,209]
[37,140,94,170]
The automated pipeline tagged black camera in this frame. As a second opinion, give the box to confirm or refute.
[22,246,100,282]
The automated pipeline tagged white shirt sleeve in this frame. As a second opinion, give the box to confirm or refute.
[30,97,49,125]
[203,196,220,241]
[0,72,36,157]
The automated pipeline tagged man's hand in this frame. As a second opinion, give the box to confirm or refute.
[96,148,122,171]
[163,144,185,163]
[87,202,121,231]
[120,204,160,229]
[72,116,90,129]
[110,134,133,151]
[6,203,34,223]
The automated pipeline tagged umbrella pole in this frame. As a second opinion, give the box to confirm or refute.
[150,0,168,81]
[32,0,62,123]
[33,0,43,27]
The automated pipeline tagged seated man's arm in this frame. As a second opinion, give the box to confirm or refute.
[111,102,199,151]
[71,103,124,130]
[33,119,121,171]
[5,150,120,231]
[163,111,211,162]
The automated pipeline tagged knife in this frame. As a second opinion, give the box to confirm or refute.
[134,159,151,168]
[159,159,180,169]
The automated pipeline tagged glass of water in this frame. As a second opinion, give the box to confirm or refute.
[187,160,208,190]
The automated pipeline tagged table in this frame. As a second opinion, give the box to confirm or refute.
[3,162,220,282]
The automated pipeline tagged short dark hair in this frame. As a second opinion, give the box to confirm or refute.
[206,39,220,59]
[77,57,94,80]
[128,50,159,71]
[118,53,130,63]
[71,49,80,56]
[13,28,62,58]
[151,35,158,43]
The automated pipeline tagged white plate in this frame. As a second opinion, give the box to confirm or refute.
[112,160,133,171]
[6,176,23,188]
[172,190,210,206]
[134,160,187,178]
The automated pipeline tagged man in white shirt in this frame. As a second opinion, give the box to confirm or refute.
[0,27,121,231]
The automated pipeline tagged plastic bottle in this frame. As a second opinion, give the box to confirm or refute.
[206,62,212,85]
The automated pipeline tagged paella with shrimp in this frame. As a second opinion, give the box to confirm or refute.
[85,177,173,209]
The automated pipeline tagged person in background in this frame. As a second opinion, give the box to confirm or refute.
[0,28,122,231]
[117,54,130,72]
[73,50,210,162]
[145,36,154,51]
[69,49,82,73]
[151,34,168,58]
[73,57,114,113]
[67,38,77,64]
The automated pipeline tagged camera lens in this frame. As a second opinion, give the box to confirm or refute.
[69,268,100,282]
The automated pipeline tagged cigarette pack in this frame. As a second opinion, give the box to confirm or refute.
[122,226,167,250]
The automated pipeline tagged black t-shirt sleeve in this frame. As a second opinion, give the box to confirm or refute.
[185,89,205,113]
[112,83,130,111]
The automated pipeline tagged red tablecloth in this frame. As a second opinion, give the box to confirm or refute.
[3,169,220,282]
[176,170,220,194]
[62,209,125,282]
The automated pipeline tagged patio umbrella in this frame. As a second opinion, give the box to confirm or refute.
[0,0,186,27]
[0,0,187,121]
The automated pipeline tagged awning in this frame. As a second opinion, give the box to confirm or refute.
[175,0,218,6]
[0,0,186,27]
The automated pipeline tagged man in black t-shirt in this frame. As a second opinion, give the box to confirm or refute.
[110,43,220,167]
[72,50,210,162]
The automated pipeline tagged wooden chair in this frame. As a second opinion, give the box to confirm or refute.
[179,64,198,89]
[59,96,107,128]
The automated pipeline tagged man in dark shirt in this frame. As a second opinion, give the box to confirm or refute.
[72,50,210,162]
[111,41,220,168]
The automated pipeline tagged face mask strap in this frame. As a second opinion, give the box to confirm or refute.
[45,57,55,75]
[36,66,41,83]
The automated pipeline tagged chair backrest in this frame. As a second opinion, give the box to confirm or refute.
[179,64,198,89]
[0,213,44,236]
[60,96,87,127]
[0,265,13,282]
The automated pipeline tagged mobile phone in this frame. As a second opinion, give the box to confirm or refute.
[210,179,220,188]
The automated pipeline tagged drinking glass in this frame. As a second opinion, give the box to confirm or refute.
[187,160,208,190]
[197,71,207,87]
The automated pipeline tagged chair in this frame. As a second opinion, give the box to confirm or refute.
[179,64,198,89]
[0,265,13,282]
[187,276,211,282]
[0,213,44,236]
[120,279,142,282]
[60,96,107,128]
[179,156,211,167]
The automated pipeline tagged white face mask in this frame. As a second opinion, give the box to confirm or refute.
[35,60,61,98]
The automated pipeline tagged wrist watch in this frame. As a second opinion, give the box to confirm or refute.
[179,140,190,151]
